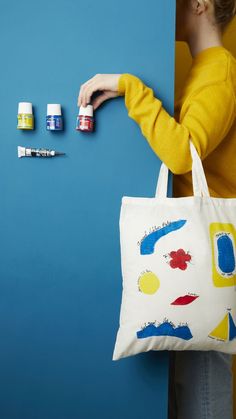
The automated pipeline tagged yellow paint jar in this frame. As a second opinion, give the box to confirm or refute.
[17,102,34,130]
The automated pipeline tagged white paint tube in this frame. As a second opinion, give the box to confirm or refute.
[18,146,65,158]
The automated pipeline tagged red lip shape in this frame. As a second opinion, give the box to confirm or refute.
[171,294,199,305]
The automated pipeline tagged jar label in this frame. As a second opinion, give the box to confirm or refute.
[46,115,63,131]
[76,115,93,132]
[17,114,34,129]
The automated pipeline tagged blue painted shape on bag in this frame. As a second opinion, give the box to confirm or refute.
[229,313,236,341]
[217,234,235,274]
[140,220,187,255]
[136,321,193,340]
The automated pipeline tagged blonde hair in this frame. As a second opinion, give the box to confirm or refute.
[213,0,236,30]
[199,0,236,30]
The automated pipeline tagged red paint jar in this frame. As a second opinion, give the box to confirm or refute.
[76,104,94,132]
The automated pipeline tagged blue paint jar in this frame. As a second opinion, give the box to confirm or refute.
[46,104,63,131]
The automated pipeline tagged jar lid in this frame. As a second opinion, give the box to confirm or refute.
[18,102,33,114]
[47,104,62,116]
[79,104,93,117]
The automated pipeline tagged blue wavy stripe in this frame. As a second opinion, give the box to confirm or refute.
[137,322,193,341]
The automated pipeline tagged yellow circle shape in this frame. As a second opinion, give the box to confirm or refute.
[138,272,160,295]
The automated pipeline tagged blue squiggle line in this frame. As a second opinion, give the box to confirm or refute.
[140,220,187,255]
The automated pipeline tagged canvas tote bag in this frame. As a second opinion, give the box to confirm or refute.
[113,140,236,361]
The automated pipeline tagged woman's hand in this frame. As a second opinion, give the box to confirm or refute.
[78,74,122,110]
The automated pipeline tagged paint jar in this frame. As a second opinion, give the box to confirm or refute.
[17,102,34,130]
[46,104,63,131]
[76,104,94,132]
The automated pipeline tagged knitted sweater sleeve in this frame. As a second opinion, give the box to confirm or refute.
[118,73,236,174]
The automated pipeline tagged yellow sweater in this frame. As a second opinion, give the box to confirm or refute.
[118,46,236,198]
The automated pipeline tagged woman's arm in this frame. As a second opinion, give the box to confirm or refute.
[77,73,236,174]
[118,74,236,174]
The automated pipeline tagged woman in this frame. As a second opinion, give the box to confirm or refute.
[78,0,236,417]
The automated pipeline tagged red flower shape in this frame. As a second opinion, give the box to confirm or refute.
[169,249,191,270]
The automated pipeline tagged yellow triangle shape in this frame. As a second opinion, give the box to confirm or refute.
[209,314,229,341]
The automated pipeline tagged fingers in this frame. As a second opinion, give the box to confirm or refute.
[91,93,107,110]
[77,74,121,107]
[92,91,119,110]
[78,74,102,107]
[78,82,95,107]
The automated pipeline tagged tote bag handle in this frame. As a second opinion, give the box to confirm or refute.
[155,140,210,198]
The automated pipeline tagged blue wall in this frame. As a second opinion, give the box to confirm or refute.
[0,1,175,418]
